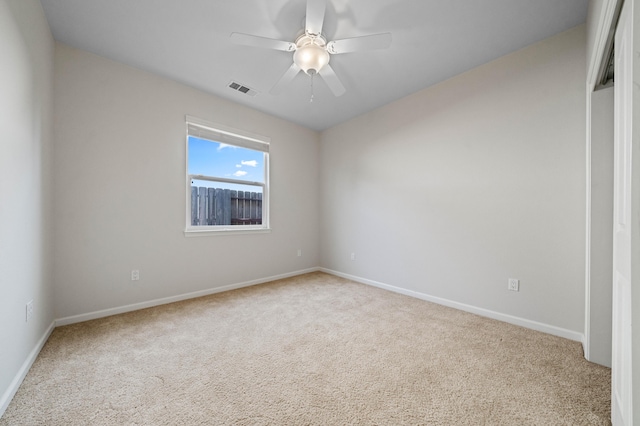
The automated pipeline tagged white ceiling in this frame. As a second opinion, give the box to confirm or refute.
[40,0,588,131]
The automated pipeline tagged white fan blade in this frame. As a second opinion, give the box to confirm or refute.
[327,33,392,54]
[230,32,295,52]
[270,62,301,95]
[305,0,326,36]
[319,64,346,97]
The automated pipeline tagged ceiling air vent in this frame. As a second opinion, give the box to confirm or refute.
[228,81,258,97]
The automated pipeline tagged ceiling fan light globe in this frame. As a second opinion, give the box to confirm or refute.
[294,44,330,75]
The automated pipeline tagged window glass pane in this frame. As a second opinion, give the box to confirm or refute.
[188,136,264,183]
[187,131,267,228]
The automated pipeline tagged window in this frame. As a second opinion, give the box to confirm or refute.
[185,116,269,233]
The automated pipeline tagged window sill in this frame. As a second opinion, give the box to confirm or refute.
[184,227,271,237]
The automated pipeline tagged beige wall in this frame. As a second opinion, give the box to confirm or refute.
[53,43,320,320]
[319,26,587,338]
[0,0,55,414]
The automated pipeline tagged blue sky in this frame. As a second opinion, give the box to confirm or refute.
[188,136,264,192]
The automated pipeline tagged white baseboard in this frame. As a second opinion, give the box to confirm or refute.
[55,268,320,326]
[320,268,585,343]
[0,321,55,418]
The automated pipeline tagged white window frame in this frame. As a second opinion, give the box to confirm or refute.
[184,115,270,236]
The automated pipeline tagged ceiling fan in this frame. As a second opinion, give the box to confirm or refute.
[230,0,392,97]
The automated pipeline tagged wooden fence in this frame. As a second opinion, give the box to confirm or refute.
[191,186,262,226]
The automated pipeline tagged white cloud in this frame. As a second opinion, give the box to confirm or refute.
[241,160,258,167]
[217,143,237,151]
[235,164,242,168]
[233,170,248,177]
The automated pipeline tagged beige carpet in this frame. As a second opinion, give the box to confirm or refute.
[1,272,610,425]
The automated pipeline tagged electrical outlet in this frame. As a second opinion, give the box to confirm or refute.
[351,253,356,261]
[131,270,140,281]
[508,278,519,292]
[26,300,33,322]
[297,249,302,257]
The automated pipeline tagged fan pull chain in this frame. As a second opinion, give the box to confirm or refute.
[309,73,315,103]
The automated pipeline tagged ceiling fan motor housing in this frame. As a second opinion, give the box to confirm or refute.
[294,33,330,75]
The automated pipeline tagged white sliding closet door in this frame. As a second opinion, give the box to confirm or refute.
[612,1,634,424]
